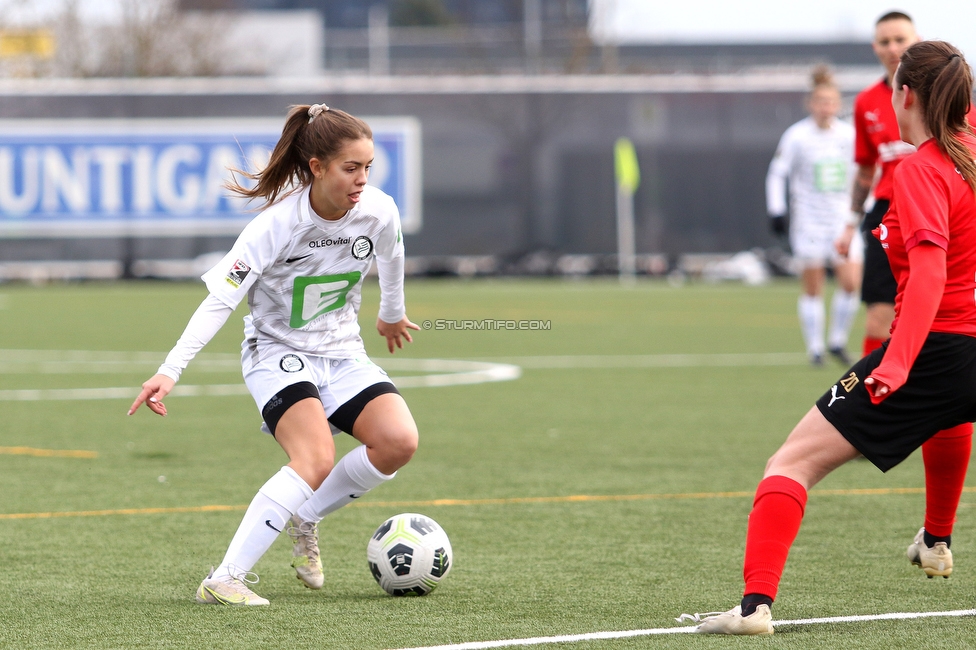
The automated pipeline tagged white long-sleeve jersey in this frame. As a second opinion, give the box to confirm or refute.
[158,184,406,381]
[766,116,855,230]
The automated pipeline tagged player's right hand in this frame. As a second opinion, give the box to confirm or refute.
[864,375,892,405]
[128,374,176,417]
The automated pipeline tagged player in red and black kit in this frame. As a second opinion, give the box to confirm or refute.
[836,10,972,585]
[837,12,918,356]
[686,40,976,635]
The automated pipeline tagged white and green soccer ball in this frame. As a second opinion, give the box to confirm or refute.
[367,513,453,596]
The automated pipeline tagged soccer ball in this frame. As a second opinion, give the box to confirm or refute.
[367,512,453,596]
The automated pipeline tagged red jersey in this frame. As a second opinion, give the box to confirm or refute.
[853,78,916,201]
[855,78,976,201]
[879,134,976,337]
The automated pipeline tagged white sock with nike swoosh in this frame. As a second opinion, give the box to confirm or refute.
[296,444,394,523]
[213,466,312,579]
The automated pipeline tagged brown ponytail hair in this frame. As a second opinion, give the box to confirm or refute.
[895,41,976,193]
[227,104,373,209]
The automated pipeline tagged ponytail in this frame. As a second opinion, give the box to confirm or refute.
[227,104,373,209]
[896,41,976,194]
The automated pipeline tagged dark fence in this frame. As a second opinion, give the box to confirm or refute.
[0,70,883,277]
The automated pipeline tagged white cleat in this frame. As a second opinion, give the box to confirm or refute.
[677,604,774,635]
[195,566,270,606]
[287,514,324,590]
[907,527,952,578]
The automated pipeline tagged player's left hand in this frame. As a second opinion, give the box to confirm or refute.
[378,316,420,354]
[864,375,891,404]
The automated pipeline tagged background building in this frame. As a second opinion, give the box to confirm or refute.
[0,0,891,278]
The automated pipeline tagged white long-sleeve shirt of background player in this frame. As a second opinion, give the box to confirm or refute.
[766,116,855,232]
[203,184,405,357]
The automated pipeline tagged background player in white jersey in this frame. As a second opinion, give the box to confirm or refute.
[766,66,862,366]
[128,104,421,606]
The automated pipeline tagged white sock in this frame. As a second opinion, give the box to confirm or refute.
[828,290,859,350]
[798,295,825,357]
[213,466,312,579]
[296,445,395,523]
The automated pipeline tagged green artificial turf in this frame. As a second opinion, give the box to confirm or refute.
[0,278,972,649]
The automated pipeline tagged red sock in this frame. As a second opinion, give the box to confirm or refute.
[862,336,885,357]
[743,476,808,600]
[922,423,972,537]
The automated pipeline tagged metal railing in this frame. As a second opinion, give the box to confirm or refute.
[323,23,603,75]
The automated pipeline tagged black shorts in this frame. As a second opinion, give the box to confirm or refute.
[815,332,976,471]
[860,200,898,305]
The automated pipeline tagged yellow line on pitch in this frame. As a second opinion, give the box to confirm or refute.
[367,491,759,507]
[814,487,936,496]
[3,486,971,520]
[0,504,243,520]
[0,446,97,459]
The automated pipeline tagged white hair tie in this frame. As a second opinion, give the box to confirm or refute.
[308,104,329,123]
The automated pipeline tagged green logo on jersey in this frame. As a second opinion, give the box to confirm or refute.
[290,272,362,328]
[814,160,847,192]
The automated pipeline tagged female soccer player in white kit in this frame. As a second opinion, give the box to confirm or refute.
[766,66,863,365]
[128,104,420,605]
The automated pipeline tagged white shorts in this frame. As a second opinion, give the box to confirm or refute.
[241,339,395,435]
[791,222,864,267]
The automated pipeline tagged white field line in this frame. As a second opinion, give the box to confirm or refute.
[0,349,810,374]
[0,384,252,401]
[392,609,976,650]
[0,350,811,401]
[0,353,521,400]
[478,352,808,369]
[0,349,241,374]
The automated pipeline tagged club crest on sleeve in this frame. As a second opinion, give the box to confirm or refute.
[351,236,373,260]
[225,259,251,288]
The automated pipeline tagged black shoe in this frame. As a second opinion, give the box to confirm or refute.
[810,353,824,367]
[828,347,852,365]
